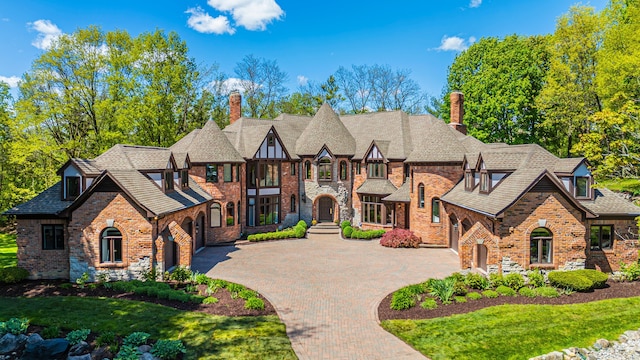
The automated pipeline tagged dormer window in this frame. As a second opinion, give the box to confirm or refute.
[367,162,385,179]
[65,176,80,200]
[206,164,218,183]
[479,171,489,193]
[464,170,475,191]
[575,176,590,198]
[164,171,174,191]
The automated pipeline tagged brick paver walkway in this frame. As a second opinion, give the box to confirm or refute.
[191,232,460,360]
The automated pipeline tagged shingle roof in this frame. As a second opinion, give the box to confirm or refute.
[404,116,468,163]
[171,121,244,164]
[71,159,102,176]
[4,182,72,216]
[382,180,411,202]
[341,111,412,160]
[554,158,586,174]
[94,144,174,171]
[580,188,640,216]
[356,179,398,195]
[296,103,356,156]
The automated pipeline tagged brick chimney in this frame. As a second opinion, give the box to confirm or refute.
[449,91,467,135]
[229,90,241,124]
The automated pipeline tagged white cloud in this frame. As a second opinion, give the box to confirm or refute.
[297,75,308,86]
[0,76,20,88]
[28,19,62,50]
[206,0,284,31]
[186,7,235,35]
[436,36,474,51]
[469,0,482,8]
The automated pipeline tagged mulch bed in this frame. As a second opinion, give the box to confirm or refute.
[378,281,640,320]
[0,280,277,317]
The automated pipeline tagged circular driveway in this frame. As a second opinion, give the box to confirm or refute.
[191,232,460,360]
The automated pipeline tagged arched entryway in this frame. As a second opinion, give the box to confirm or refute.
[164,235,178,270]
[318,196,334,222]
[449,214,459,252]
[194,212,205,251]
[476,244,488,271]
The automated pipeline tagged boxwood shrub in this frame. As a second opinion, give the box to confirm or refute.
[351,229,385,240]
[420,298,438,309]
[390,288,418,310]
[248,223,307,242]
[495,285,517,297]
[0,267,29,284]
[518,287,537,298]
[481,290,499,298]
[574,269,608,289]
[535,286,560,298]
[548,270,603,292]
[503,273,525,290]
[464,273,490,290]
[466,292,483,300]
[343,226,354,238]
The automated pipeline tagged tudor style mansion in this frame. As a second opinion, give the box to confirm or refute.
[7,92,640,281]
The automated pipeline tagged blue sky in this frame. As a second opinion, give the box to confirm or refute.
[0,0,608,100]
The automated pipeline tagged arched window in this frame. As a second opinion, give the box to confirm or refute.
[305,161,311,179]
[418,183,425,208]
[340,161,348,180]
[226,202,235,226]
[530,228,553,264]
[431,197,440,223]
[100,227,122,263]
[291,194,296,212]
[319,158,332,181]
[210,203,221,227]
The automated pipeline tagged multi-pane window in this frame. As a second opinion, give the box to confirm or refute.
[362,195,384,224]
[340,161,347,180]
[259,163,280,187]
[66,176,80,199]
[530,227,552,264]
[464,170,474,191]
[210,203,221,227]
[42,224,64,250]
[259,196,280,225]
[367,162,385,178]
[248,163,256,187]
[290,195,296,212]
[164,171,174,191]
[226,202,235,226]
[248,198,255,226]
[576,177,590,198]
[418,184,425,208]
[431,198,440,223]
[101,227,122,263]
[480,171,489,193]
[590,225,613,250]
[356,162,361,175]
[291,162,296,176]
[206,164,218,183]
[181,170,189,188]
[318,158,332,181]
[224,164,232,182]
[305,161,312,179]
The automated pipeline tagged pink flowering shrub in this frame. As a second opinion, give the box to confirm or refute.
[379,229,421,248]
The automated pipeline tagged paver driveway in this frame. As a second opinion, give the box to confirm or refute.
[191,232,460,360]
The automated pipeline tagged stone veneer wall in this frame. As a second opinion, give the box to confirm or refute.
[585,218,639,272]
[301,156,351,224]
[15,218,69,279]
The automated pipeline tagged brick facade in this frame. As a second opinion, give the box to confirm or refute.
[15,218,69,279]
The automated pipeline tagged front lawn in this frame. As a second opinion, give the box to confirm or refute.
[0,233,17,268]
[381,297,640,360]
[0,296,296,360]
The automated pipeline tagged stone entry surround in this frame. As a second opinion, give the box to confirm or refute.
[192,233,460,360]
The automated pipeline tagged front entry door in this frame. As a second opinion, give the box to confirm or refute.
[318,197,333,222]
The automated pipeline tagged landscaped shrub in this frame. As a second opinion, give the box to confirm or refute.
[574,269,608,289]
[294,225,306,238]
[150,339,186,360]
[464,273,490,290]
[227,282,246,297]
[518,287,537,298]
[620,260,640,281]
[390,289,418,310]
[535,286,559,298]
[169,266,192,283]
[503,273,525,290]
[157,290,174,300]
[379,229,421,248]
[238,289,258,300]
[248,226,304,242]
[454,296,467,303]
[527,269,546,288]
[351,229,385,240]
[495,285,517,297]
[340,220,351,229]
[66,329,91,346]
[189,294,206,304]
[0,267,30,284]
[115,345,141,360]
[0,318,29,335]
[244,297,265,310]
[194,273,211,285]
[466,292,483,300]
[202,296,219,304]
[343,226,353,238]
[123,332,151,347]
[95,331,117,348]
[548,271,595,292]
[429,278,456,304]
[488,273,505,288]
[452,279,468,296]
[482,290,499,298]
[420,298,437,309]
[297,220,308,229]
[41,326,61,339]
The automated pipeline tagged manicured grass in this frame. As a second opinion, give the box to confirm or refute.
[0,233,17,268]
[381,297,640,360]
[598,178,640,196]
[0,296,296,360]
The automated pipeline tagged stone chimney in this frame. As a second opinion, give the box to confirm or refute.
[229,90,241,124]
[449,91,467,135]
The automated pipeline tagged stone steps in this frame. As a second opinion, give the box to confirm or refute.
[307,223,341,235]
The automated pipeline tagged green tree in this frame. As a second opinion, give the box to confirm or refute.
[445,35,549,144]
[234,54,288,119]
[536,6,603,157]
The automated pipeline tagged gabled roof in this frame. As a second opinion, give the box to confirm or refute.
[171,121,244,164]
[93,144,176,171]
[296,103,356,156]
[580,188,640,216]
[4,182,72,217]
[356,179,398,196]
[382,180,411,203]
[405,116,467,163]
[342,111,412,160]
[57,158,102,176]
[554,157,587,174]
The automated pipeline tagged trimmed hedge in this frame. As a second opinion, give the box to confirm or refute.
[248,222,307,242]
[343,226,354,238]
[349,229,385,240]
[548,269,608,292]
[340,220,351,229]
[0,267,29,284]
